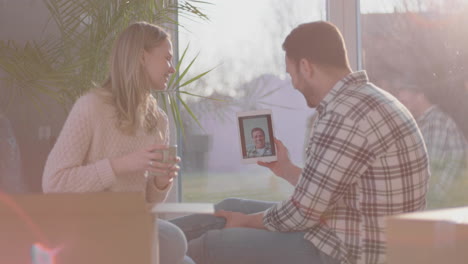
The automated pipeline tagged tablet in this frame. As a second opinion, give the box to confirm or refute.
[236,109,277,163]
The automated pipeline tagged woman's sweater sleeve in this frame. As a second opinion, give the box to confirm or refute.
[146,179,173,204]
[42,97,116,193]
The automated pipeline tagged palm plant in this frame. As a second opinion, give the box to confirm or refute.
[155,44,214,135]
[0,0,211,130]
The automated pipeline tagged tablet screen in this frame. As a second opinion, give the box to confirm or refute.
[237,109,277,163]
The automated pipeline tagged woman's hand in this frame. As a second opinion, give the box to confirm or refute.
[110,144,180,189]
[150,154,180,190]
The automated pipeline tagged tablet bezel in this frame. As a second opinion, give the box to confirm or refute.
[236,109,277,164]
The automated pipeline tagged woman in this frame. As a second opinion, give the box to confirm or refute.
[42,22,194,264]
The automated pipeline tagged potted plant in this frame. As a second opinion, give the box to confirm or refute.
[0,0,212,191]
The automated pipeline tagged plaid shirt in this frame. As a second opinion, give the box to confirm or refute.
[246,142,273,158]
[263,71,429,264]
[417,105,467,208]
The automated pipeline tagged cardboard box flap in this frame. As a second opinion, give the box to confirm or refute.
[392,206,468,223]
[152,202,214,214]
[0,192,152,264]
[387,206,468,264]
[0,192,148,215]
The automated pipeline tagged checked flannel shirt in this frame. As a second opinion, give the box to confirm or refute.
[417,105,467,208]
[263,71,430,264]
[246,142,273,158]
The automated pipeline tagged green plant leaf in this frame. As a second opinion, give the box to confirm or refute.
[179,91,224,101]
[0,0,215,135]
[179,68,213,88]
[178,93,205,133]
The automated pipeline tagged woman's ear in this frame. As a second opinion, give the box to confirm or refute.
[140,50,147,66]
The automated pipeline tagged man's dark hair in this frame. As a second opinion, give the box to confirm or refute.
[251,127,265,137]
[282,21,350,69]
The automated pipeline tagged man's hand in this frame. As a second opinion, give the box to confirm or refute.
[258,138,302,186]
[215,210,266,229]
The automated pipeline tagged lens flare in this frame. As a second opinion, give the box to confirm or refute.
[31,243,62,264]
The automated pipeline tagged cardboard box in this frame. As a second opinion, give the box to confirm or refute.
[0,192,152,264]
[387,207,468,264]
[151,203,214,264]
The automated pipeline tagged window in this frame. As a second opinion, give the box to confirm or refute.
[178,0,326,202]
[360,0,468,209]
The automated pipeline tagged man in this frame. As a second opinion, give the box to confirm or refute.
[395,84,467,209]
[246,127,273,157]
[171,21,429,264]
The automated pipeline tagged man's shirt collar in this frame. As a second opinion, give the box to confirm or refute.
[316,70,369,115]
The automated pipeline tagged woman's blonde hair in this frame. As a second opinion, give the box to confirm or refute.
[100,21,169,135]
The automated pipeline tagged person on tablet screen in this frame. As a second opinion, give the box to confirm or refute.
[247,128,273,157]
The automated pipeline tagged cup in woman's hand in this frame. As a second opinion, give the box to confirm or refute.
[149,145,177,177]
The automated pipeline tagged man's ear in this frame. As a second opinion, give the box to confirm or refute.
[299,58,314,77]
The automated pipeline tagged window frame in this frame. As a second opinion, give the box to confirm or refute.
[327,0,362,71]
[174,0,363,202]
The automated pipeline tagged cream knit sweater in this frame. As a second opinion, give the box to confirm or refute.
[42,91,172,203]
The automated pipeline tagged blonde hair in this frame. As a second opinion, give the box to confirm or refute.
[100,21,169,135]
